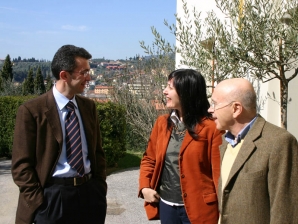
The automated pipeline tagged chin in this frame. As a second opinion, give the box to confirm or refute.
[214,121,221,128]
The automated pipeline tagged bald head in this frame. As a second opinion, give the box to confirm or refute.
[215,78,257,114]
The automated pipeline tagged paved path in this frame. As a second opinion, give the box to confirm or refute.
[0,159,18,224]
[0,159,160,224]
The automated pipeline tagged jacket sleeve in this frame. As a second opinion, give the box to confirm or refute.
[93,102,107,193]
[138,117,161,197]
[211,127,224,195]
[11,104,44,217]
[268,132,298,223]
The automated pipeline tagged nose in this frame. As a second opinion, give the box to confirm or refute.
[85,74,91,81]
[163,87,167,95]
[207,105,214,113]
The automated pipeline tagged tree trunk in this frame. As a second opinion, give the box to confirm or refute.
[279,38,287,129]
[279,79,288,129]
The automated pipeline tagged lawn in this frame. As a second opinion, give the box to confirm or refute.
[107,150,143,175]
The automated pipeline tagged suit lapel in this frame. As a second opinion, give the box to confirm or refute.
[219,137,228,162]
[218,137,228,200]
[224,115,266,188]
[45,89,63,149]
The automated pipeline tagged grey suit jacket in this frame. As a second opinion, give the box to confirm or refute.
[218,115,298,224]
[11,89,107,224]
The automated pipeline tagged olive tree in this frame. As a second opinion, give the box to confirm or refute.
[145,0,298,129]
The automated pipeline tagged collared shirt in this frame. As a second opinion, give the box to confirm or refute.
[52,85,91,177]
[170,110,181,125]
[225,116,257,147]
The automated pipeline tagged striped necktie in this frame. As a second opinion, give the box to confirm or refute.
[65,101,85,176]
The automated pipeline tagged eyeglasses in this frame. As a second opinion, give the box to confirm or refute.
[68,70,91,77]
[210,101,235,111]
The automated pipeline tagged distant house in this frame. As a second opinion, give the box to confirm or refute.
[87,93,110,103]
[86,86,114,103]
[94,85,114,95]
[101,60,126,70]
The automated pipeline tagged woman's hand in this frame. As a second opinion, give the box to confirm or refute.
[141,188,160,203]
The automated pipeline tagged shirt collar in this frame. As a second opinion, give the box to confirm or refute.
[170,110,181,125]
[225,116,257,147]
[53,85,78,110]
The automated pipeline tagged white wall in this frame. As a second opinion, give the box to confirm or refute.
[176,0,225,69]
[176,0,298,139]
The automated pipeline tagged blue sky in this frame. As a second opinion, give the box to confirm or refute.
[0,0,176,61]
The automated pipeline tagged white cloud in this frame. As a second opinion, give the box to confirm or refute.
[61,25,88,31]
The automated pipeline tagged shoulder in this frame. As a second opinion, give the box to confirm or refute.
[151,114,170,131]
[252,116,297,147]
[201,117,216,127]
[258,117,293,138]
[198,117,224,136]
[76,94,95,107]
[263,122,296,141]
[21,91,51,109]
[157,114,169,121]
[198,117,218,131]
[154,114,170,126]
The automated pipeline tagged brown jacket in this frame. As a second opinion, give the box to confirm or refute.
[218,115,298,224]
[139,114,223,224]
[11,89,107,224]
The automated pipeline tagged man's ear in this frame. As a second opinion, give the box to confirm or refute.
[60,71,68,81]
[232,102,242,118]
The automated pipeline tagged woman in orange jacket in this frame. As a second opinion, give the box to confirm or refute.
[138,69,223,224]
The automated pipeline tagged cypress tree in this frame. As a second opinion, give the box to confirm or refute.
[34,66,46,95]
[22,68,34,95]
[1,54,13,81]
[0,76,2,92]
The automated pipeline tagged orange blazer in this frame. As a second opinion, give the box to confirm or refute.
[139,114,223,224]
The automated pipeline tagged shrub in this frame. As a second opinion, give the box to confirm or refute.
[96,101,127,167]
[0,96,127,168]
[0,95,35,157]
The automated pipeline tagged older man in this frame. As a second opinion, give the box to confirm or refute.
[208,78,298,224]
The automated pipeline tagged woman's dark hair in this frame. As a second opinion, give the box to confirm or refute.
[51,44,92,80]
[166,69,211,140]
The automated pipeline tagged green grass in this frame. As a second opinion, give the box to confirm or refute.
[107,150,143,175]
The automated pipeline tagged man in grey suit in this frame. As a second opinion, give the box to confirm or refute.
[208,78,298,224]
[12,45,107,224]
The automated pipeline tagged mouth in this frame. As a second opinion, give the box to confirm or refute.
[210,116,217,121]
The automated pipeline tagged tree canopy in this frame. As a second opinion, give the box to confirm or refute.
[22,68,35,95]
[145,0,298,129]
[1,54,13,81]
[34,66,46,95]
